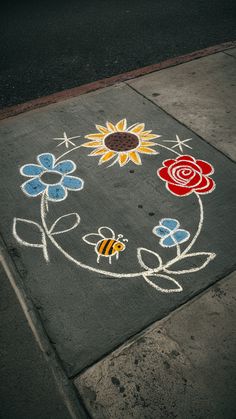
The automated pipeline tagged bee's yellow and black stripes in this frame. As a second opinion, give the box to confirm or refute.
[97,239,116,256]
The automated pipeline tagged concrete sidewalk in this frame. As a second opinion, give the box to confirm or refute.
[0,47,235,418]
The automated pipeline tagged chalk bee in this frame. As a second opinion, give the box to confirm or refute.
[83,226,128,264]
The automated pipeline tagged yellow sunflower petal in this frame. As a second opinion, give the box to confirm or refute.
[84,133,105,140]
[140,141,158,146]
[130,123,145,134]
[116,119,127,131]
[129,151,142,165]
[118,153,129,167]
[81,141,103,148]
[137,146,159,154]
[99,151,116,165]
[106,121,117,132]
[95,125,109,134]
[141,130,152,136]
[141,133,161,140]
[89,148,108,156]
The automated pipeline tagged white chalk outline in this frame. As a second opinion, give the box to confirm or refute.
[39,186,212,281]
[163,135,193,153]
[53,132,80,148]
[13,134,216,293]
[49,213,81,236]
[13,217,49,262]
[142,273,183,293]
[163,252,216,275]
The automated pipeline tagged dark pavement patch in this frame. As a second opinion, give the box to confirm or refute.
[1,0,236,107]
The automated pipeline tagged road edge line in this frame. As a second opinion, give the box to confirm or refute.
[0,40,235,121]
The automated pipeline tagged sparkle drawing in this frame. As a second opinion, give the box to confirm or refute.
[162,135,192,153]
[53,132,80,148]
[83,227,128,264]
[13,121,216,294]
[81,118,161,167]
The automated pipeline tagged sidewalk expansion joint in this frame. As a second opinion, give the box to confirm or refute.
[223,51,236,59]
[125,82,236,165]
[73,266,236,382]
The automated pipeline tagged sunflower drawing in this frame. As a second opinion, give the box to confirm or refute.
[81,119,161,167]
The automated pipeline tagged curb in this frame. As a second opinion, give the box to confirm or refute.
[0,40,235,121]
[0,234,89,419]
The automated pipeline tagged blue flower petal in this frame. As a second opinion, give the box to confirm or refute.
[54,160,76,174]
[161,218,179,231]
[153,226,170,238]
[62,175,84,191]
[173,229,190,244]
[37,153,55,170]
[47,184,67,201]
[21,177,46,197]
[161,235,176,247]
[20,164,43,177]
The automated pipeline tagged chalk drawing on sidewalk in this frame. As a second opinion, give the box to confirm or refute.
[53,132,80,148]
[153,218,190,250]
[157,155,215,196]
[20,153,84,201]
[162,135,192,153]
[83,227,128,264]
[13,124,216,294]
[81,118,161,167]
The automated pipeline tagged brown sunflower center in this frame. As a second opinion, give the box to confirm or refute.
[104,132,139,152]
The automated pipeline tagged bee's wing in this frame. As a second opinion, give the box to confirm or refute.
[82,233,102,245]
[98,226,115,239]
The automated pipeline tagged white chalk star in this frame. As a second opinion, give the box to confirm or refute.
[53,132,80,148]
[163,135,192,153]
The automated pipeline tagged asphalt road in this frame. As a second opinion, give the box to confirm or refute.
[1,0,236,108]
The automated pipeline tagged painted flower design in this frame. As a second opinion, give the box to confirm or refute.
[157,155,215,196]
[81,119,161,167]
[153,218,190,247]
[20,153,84,201]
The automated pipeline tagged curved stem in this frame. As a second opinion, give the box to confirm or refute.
[163,193,203,270]
[40,193,203,279]
[41,193,50,234]
[55,145,82,163]
[40,141,203,279]
[176,243,181,258]
[155,143,180,156]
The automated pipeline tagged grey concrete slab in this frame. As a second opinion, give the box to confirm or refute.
[224,47,236,58]
[0,264,72,419]
[0,83,236,377]
[76,271,236,419]
[128,52,236,160]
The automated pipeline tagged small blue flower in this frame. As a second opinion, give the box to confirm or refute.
[153,218,190,247]
[20,153,84,201]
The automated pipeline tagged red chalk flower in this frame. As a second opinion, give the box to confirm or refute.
[157,155,215,196]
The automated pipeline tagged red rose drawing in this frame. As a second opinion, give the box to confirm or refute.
[157,155,215,196]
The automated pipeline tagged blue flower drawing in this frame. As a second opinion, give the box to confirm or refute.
[20,153,84,201]
[153,218,190,247]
